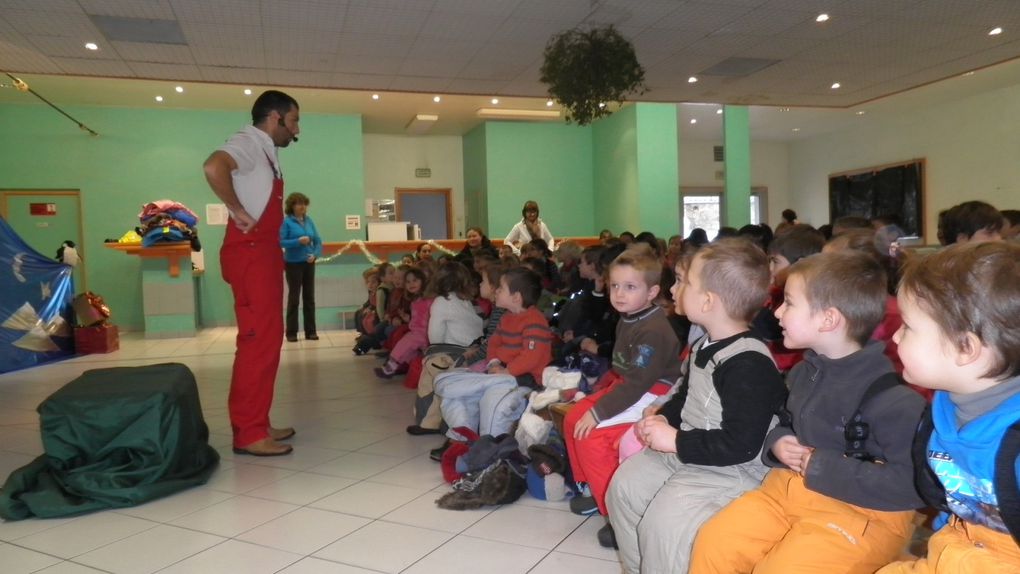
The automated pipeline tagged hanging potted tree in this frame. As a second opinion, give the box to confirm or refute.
[540,25,648,125]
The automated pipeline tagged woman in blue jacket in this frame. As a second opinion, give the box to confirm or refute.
[280,192,322,341]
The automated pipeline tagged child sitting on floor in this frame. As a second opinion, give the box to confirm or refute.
[690,251,925,574]
[878,241,1020,573]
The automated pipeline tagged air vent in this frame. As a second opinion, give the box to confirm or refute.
[89,15,187,45]
[713,146,724,162]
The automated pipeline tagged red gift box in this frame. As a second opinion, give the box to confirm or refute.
[74,324,120,354]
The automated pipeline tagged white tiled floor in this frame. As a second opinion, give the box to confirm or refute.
[0,328,621,573]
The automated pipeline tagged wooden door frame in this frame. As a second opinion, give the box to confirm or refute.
[0,189,87,291]
[394,187,453,239]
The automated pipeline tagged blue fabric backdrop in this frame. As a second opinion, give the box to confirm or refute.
[0,216,75,374]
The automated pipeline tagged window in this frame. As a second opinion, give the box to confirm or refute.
[680,187,767,239]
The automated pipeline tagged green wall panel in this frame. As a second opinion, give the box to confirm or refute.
[0,103,364,331]
[483,122,594,240]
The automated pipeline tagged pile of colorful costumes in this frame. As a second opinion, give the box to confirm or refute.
[138,200,200,249]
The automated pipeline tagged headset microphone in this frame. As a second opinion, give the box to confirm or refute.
[278,118,298,143]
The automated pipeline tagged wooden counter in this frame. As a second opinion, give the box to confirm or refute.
[320,237,601,259]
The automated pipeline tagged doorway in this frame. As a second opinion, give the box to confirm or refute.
[395,188,452,240]
[0,190,86,292]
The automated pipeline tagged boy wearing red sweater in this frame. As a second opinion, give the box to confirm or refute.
[434,267,553,447]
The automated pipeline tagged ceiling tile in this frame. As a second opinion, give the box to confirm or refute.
[418,11,508,42]
[3,10,100,37]
[509,0,594,23]
[387,75,452,92]
[398,58,470,78]
[170,0,261,26]
[431,0,521,17]
[458,58,533,82]
[343,4,429,36]
[0,42,64,74]
[265,69,335,88]
[338,33,414,58]
[488,18,573,44]
[263,29,341,54]
[51,56,134,76]
[586,0,686,29]
[198,65,267,83]
[111,41,194,64]
[445,77,511,95]
[334,54,404,75]
[182,22,264,51]
[126,61,203,80]
[330,72,392,90]
[190,46,265,67]
[266,51,336,72]
[650,2,755,33]
[79,0,177,19]
[27,35,118,59]
[261,0,349,31]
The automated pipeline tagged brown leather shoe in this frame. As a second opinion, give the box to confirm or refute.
[269,426,296,441]
[232,438,293,457]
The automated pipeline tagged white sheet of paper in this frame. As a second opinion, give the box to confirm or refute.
[206,203,228,225]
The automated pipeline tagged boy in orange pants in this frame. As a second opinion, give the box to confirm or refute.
[691,251,926,574]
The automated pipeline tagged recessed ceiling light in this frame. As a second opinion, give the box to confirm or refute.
[831,82,841,89]
[491,98,499,105]
[244,88,252,95]
[690,119,697,124]
[84,42,98,50]
[433,95,441,103]
[792,128,800,132]
[688,76,698,83]
[546,100,554,107]
[989,27,1003,36]
[779,107,790,112]
[856,110,866,115]
[816,14,829,23]
[962,71,975,77]
[716,109,723,115]
[174,86,184,93]
[371,93,379,100]
[155,96,163,102]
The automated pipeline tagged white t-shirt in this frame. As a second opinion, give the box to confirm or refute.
[219,125,280,222]
[505,219,555,251]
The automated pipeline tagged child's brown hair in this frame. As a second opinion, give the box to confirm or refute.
[697,238,770,323]
[502,267,542,308]
[427,260,476,300]
[788,251,887,345]
[610,244,662,289]
[899,241,1020,379]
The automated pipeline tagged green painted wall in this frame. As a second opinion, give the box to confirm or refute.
[723,104,751,227]
[0,103,364,331]
[592,103,680,237]
[635,104,680,237]
[462,123,488,232]
[483,122,594,239]
[592,105,639,234]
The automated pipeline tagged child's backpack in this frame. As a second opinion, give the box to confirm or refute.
[913,407,1020,545]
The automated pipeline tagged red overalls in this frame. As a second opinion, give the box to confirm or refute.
[220,151,285,448]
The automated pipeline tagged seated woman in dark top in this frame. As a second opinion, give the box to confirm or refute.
[454,226,499,265]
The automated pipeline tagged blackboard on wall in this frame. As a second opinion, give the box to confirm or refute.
[829,159,925,236]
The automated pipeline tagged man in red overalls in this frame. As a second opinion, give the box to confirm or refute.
[203,90,300,456]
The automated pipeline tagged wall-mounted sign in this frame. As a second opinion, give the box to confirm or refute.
[30,203,56,216]
[415,168,432,178]
[345,215,361,230]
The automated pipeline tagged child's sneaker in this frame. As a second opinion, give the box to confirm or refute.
[429,440,452,462]
[569,495,599,515]
[597,523,618,549]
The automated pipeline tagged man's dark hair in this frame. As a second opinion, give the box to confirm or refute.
[252,90,299,125]
[502,267,543,308]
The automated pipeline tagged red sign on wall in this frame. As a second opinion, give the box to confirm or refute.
[30,203,57,216]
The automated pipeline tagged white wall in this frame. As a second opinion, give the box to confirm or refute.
[363,134,466,238]
[678,139,791,226]
[789,81,1020,241]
